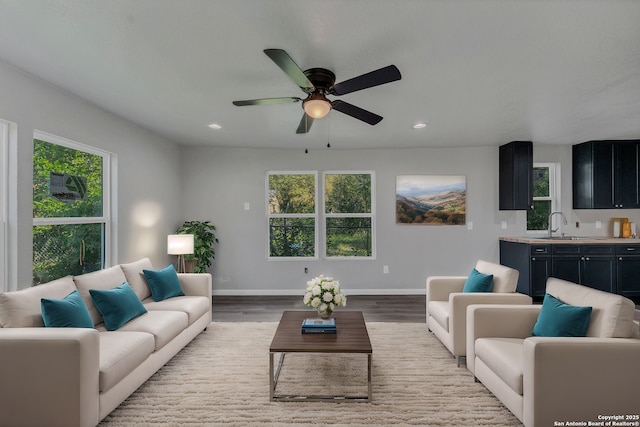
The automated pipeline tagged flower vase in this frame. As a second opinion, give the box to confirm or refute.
[317,308,333,319]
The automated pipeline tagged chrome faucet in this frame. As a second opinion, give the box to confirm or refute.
[548,211,568,238]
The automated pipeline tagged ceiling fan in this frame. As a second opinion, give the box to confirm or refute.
[232,49,401,134]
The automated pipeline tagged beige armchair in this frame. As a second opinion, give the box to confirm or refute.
[466,278,640,427]
[426,260,532,366]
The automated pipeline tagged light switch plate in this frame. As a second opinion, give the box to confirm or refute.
[467,221,473,230]
[244,202,250,211]
[596,221,602,229]
[501,221,507,229]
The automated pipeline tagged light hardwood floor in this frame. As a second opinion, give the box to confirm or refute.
[212,295,427,322]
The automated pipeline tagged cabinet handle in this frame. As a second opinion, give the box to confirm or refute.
[627,248,636,251]
[585,257,590,261]
[535,248,545,252]
[619,257,623,261]
[532,257,536,261]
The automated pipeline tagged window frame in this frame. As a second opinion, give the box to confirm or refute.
[32,130,113,280]
[322,170,376,260]
[266,171,319,261]
[526,162,561,233]
[0,120,8,292]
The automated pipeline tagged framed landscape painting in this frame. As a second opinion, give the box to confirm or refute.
[396,175,466,225]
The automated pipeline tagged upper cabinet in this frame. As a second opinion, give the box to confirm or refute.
[499,141,533,210]
[573,140,640,209]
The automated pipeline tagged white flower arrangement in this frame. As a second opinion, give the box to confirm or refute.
[303,275,347,317]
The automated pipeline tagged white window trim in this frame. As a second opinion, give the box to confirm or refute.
[32,130,114,269]
[0,120,8,292]
[322,170,376,260]
[526,162,561,233]
[266,171,319,261]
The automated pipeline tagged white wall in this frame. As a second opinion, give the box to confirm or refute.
[182,145,516,295]
[0,60,183,290]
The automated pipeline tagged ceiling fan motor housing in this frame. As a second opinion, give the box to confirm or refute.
[303,68,336,94]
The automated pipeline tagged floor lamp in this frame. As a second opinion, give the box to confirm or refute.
[167,234,194,273]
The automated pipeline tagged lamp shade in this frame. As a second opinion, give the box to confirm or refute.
[167,234,194,255]
[303,94,332,119]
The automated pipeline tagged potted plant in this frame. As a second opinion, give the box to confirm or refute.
[176,220,218,273]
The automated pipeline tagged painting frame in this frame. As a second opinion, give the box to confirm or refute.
[396,175,466,225]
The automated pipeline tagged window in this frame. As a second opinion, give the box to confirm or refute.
[32,131,111,284]
[527,163,560,232]
[267,172,318,259]
[324,172,374,258]
[266,171,375,259]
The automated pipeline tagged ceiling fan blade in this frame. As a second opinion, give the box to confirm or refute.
[264,49,315,92]
[332,65,401,95]
[296,113,314,134]
[232,97,301,106]
[331,100,383,125]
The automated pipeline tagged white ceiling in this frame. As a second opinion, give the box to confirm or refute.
[0,0,639,150]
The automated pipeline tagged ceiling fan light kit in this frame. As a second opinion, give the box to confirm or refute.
[303,93,332,119]
[233,48,401,134]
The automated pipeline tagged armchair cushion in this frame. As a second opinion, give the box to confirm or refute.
[462,268,493,293]
[428,301,449,331]
[532,293,592,337]
[475,337,524,394]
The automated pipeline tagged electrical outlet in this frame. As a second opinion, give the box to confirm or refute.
[467,221,473,230]
[244,202,250,211]
[383,265,389,274]
[596,221,602,229]
[501,221,507,230]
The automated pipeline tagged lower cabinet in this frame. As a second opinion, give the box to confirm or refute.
[499,240,630,298]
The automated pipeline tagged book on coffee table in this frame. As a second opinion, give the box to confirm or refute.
[301,317,336,334]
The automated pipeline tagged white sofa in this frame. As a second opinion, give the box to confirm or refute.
[0,258,212,427]
[426,260,532,366]
[467,277,640,427]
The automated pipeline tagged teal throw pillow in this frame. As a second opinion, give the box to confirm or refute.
[89,282,147,331]
[41,290,94,328]
[143,264,184,302]
[532,293,592,337]
[462,268,494,293]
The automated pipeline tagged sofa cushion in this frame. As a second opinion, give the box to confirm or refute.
[462,268,494,293]
[41,290,94,328]
[475,260,519,293]
[89,283,148,331]
[143,295,210,325]
[0,276,76,328]
[120,258,153,301]
[143,265,185,302]
[532,293,592,337]
[74,266,129,326]
[99,331,155,392]
[545,278,636,338]
[114,310,188,351]
[428,301,449,331]
[475,337,524,395]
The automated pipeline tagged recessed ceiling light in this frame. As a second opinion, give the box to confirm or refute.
[208,123,222,129]
[412,123,427,129]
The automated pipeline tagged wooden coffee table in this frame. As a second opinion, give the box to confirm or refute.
[269,310,373,402]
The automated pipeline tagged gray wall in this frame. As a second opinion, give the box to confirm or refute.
[0,60,183,290]
[182,145,510,295]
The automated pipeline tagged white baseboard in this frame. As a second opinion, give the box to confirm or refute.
[212,288,426,296]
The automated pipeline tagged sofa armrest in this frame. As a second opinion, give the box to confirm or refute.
[178,273,212,300]
[466,304,541,374]
[448,293,532,356]
[523,337,640,427]
[0,328,100,427]
[426,276,467,303]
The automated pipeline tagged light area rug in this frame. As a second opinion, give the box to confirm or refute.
[99,322,522,426]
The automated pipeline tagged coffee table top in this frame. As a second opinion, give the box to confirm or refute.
[270,311,372,354]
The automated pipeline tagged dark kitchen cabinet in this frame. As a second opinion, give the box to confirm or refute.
[615,245,640,297]
[500,240,617,297]
[573,140,640,209]
[499,141,533,210]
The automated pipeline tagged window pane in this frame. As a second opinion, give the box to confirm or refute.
[527,200,551,231]
[33,223,104,285]
[268,174,315,214]
[533,167,550,197]
[325,174,371,213]
[33,139,103,218]
[269,218,315,257]
[326,217,372,257]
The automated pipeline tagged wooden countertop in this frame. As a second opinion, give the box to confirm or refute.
[500,236,640,244]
